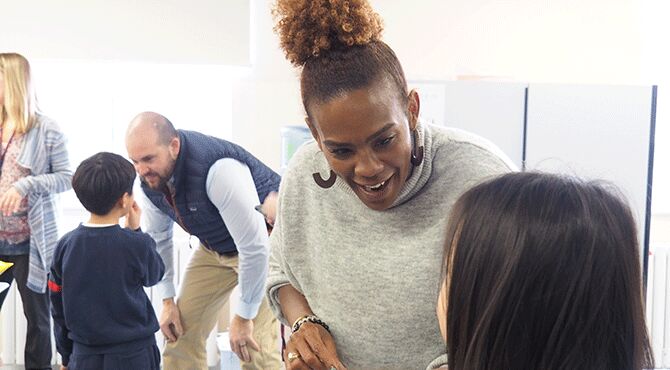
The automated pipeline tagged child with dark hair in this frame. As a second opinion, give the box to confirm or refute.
[435,172,654,370]
[49,152,164,370]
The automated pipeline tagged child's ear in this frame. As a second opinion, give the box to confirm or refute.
[118,192,131,209]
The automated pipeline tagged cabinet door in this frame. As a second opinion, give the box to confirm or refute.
[412,80,527,169]
[444,81,527,169]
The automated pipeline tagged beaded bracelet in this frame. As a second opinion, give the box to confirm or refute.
[292,314,330,334]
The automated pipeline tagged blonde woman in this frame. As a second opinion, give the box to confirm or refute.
[0,53,72,370]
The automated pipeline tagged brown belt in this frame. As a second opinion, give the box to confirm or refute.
[220,250,239,257]
[201,241,238,257]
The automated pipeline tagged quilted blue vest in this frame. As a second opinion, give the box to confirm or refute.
[142,130,280,254]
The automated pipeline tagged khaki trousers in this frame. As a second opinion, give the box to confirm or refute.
[163,245,281,370]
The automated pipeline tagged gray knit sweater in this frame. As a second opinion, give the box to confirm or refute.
[267,123,514,369]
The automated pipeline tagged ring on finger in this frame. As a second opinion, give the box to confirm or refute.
[287,352,301,362]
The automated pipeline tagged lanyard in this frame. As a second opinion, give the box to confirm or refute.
[0,123,17,170]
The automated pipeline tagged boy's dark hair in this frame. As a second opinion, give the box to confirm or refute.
[72,152,136,215]
[443,172,654,370]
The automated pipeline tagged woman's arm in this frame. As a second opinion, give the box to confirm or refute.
[266,167,348,370]
[278,285,348,370]
[278,284,315,324]
[14,126,72,195]
[267,216,347,369]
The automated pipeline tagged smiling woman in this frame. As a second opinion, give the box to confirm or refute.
[265,0,515,369]
[309,81,419,211]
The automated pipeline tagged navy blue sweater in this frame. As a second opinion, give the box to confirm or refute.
[49,224,165,365]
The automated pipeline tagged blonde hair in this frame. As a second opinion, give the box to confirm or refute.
[0,53,38,134]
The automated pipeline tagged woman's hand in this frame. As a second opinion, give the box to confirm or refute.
[277,285,346,369]
[0,187,23,216]
[284,322,348,370]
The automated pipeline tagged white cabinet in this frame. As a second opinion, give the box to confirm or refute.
[412,80,657,268]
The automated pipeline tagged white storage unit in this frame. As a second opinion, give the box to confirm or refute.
[646,244,670,368]
[414,80,527,168]
[411,80,657,267]
[524,84,657,271]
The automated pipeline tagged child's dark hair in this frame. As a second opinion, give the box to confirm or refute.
[443,172,654,370]
[72,152,136,215]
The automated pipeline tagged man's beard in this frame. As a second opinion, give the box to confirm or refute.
[140,159,176,190]
[140,172,170,190]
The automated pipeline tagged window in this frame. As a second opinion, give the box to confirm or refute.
[30,60,247,232]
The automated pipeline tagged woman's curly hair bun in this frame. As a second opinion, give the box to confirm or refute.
[273,0,384,67]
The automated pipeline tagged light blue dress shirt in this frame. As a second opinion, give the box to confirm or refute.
[138,158,270,319]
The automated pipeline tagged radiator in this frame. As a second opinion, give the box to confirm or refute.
[647,244,670,368]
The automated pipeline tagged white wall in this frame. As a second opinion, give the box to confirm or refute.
[236,0,648,165]
[230,0,303,170]
[374,0,642,84]
[1,0,658,211]
[639,1,670,218]
[1,0,250,65]
[236,0,667,245]
[652,215,670,244]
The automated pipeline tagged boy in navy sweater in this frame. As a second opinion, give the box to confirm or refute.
[49,152,165,370]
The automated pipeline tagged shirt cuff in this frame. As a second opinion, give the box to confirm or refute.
[12,179,29,197]
[154,279,176,300]
[236,299,263,320]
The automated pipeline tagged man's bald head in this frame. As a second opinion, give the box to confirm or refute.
[125,111,180,189]
[127,111,177,146]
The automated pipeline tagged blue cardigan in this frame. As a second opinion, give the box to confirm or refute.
[15,114,72,293]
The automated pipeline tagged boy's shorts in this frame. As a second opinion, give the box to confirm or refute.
[68,343,160,370]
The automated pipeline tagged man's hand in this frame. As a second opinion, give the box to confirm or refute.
[260,191,278,226]
[0,187,22,216]
[229,314,260,362]
[160,298,184,342]
[284,322,348,370]
[125,201,141,230]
